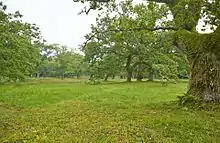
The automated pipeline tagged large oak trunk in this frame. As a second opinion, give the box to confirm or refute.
[178,28,220,102]
[187,52,220,102]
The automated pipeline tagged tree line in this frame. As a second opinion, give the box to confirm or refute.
[0,1,189,84]
[0,3,88,83]
[83,1,189,82]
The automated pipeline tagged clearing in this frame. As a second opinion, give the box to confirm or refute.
[0,79,220,142]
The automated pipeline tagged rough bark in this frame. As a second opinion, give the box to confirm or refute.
[176,28,220,102]
[169,0,219,103]
[187,52,220,102]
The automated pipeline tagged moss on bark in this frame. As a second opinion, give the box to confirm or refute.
[176,28,220,103]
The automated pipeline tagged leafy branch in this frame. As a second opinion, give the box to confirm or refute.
[82,26,178,49]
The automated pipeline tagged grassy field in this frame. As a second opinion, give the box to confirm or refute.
[0,79,220,142]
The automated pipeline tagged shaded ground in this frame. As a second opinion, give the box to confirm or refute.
[0,80,220,142]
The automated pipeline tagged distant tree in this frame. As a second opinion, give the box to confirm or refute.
[84,41,123,81]
[36,42,58,78]
[37,43,88,79]
[65,51,88,78]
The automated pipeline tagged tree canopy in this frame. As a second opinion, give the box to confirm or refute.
[0,3,88,82]
[74,0,220,103]
[82,1,188,82]
[0,4,41,82]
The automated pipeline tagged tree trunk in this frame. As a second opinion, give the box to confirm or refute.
[112,75,115,79]
[177,28,220,102]
[120,75,123,79]
[43,70,47,78]
[136,71,143,82]
[61,68,64,80]
[170,1,215,103]
[187,53,220,102]
[147,71,154,81]
[127,70,132,82]
[104,74,109,81]
[136,75,143,82]
[76,74,80,79]
[37,72,40,78]
[89,75,93,80]
[126,55,132,82]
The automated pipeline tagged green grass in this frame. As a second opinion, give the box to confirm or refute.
[0,79,220,142]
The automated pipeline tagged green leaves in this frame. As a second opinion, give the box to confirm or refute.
[36,43,88,79]
[0,9,41,82]
[82,1,187,81]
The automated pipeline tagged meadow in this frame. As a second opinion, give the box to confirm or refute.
[0,79,220,142]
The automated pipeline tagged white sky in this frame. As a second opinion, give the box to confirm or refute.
[4,0,98,51]
[3,0,211,51]
[3,0,145,51]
